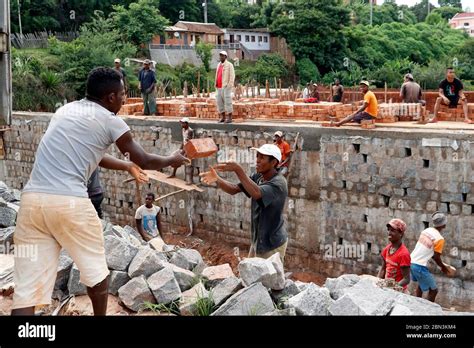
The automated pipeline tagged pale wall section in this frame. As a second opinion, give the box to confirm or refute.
[3,112,474,311]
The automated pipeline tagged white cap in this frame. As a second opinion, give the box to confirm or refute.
[219,51,228,56]
[274,131,283,137]
[114,58,121,63]
[180,117,190,123]
[250,144,282,163]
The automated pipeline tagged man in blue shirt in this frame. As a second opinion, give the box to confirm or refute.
[138,59,157,115]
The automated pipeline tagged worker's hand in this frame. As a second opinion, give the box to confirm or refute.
[199,166,219,185]
[214,161,242,173]
[442,96,450,104]
[127,163,149,184]
[169,150,190,168]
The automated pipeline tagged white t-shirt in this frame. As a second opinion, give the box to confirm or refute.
[411,227,445,267]
[23,99,130,198]
[135,204,161,238]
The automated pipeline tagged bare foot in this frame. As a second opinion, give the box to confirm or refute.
[428,118,438,123]
[464,119,474,124]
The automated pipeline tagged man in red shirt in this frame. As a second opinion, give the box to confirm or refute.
[215,51,235,123]
[273,131,291,176]
[378,218,411,290]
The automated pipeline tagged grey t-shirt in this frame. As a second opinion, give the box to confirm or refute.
[238,172,288,253]
[23,99,130,198]
[87,168,103,197]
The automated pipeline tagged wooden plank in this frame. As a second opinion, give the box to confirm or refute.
[144,170,204,192]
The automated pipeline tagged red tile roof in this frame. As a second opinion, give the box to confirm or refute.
[174,21,224,35]
[451,12,474,20]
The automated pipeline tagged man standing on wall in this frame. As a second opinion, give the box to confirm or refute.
[331,79,344,103]
[169,117,195,184]
[11,67,188,316]
[215,51,235,124]
[138,59,157,116]
[335,81,377,127]
[200,144,288,262]
[410,212,451,303]
[430,67,472,124]
[113,58,128,99]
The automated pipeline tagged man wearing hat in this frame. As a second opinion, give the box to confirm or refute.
[378,219,411,290]
[169,117,194,184]
[215,51,235,123]
[114,58,128,99]
[138,59,157,115]
[400,73,422,104]
[335,80,377,127]
[200,144,289,262]
[410,212,450,302]
[273,131,291,176]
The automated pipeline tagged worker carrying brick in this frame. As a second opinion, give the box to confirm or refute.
[215,51,235,124]
[200,144,288,262]
[11,67,188,316]
[169,117,195,184]
[429,67,473,124]
[377,218,411,291]
[410,212,452,303]
[334,80,377,127]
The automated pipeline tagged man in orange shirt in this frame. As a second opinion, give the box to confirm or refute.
[273,131,291,176]
[335,80,377,127]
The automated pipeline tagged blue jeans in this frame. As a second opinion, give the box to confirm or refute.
[411,263,437,291]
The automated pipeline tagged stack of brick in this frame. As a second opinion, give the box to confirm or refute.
[193,100,218,119]
[376,103,425,123]
[436,103,474,122]
[156,100,195,117]
[118,103,143,116]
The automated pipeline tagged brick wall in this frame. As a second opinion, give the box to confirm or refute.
[3,112,473,311]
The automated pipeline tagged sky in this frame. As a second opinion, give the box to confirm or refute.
[380,0,474,11]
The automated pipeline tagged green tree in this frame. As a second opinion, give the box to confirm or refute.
[270,0,350,74]
[296,58,320,84]
[195,42,213,72]
[110,0,169,47]
[433,6,463,21]
[409,0,436,23]
[158,0,201,23]
[438,0,462,8]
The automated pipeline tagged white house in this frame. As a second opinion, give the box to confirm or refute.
[223,28,271,51]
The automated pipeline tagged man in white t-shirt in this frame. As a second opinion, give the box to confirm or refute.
[135,193,162,241]
[410,212,450,302]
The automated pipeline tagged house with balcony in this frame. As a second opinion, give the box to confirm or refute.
[449,12,474,37]
[222,28,271,60]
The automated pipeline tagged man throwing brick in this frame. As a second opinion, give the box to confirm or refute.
[200,144,288,262]
[335,80,377,127]
[169,117,194,184]
[215,51,235,124]
[273,131,291,176]
[11,67,188,316]
[430,67,472,124]
[410,212,451,303]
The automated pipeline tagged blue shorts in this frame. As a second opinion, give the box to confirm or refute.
[353,112,374,123]
[411,263,437,291]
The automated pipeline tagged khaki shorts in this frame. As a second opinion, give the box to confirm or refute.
[216,87,233,114]
[12,192,109,309]
[248,240,288,263]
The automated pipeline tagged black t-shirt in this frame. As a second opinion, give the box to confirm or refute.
[238,172,288,253]
[439,78,463,105]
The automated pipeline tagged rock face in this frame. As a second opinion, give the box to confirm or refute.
[238,257,285,290]
[264,308,297,316]
[118,275,156,312]
[211,277,243,307]
[147,267,182,304]
[123,225,146,244]
[109,270,131,296]
[149,236,166,252]
[387,289,444,316]
[167,264,196,292]
[169,248,203,271]
[0,206,16,228]
[271,279,301,305]
[104,235,139,271]
[67,264,87,296]
[201,263,235,287]
[128,248,166,278]
[288,283,332,316]
[328,279,396,316]
[324,274,361,300]
[179,282,210,316]
[211,282,274,316]
[0,227,15,248]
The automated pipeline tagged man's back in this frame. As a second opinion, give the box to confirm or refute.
[24,99,130,198]
[401,81,422,103]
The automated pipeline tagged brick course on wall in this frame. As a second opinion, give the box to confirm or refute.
[2,112,473,311]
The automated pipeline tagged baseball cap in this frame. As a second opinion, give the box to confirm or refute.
[219,51,228,56]
[405,73,413,80]
[180,117,190,123]
[386,219,407,233]
[431,212,447,227]
[360,80,370,87]
[250,144,282,163]
[274,131,283,137]
[143,59,151,64]
[114,58,121,63]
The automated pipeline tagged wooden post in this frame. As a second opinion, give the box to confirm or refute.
[257,82,260,97]
[197,71,201,98]
[265,80,270,98]
[183,81,188,98]
[384,81,387,103]
[207,79,210,97]
[279,79,282,99]
[274,77,278,98]
[251,80,255,98]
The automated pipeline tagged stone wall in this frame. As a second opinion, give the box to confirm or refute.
[2,112,473,311]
